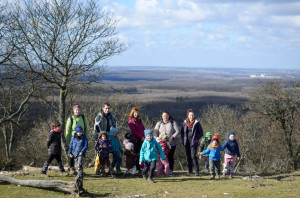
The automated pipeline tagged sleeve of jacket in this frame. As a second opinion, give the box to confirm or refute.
[95,140,99,151]
[118,141,123,154]
[80,136,89,155]
[222,141,228,149]
[107,140,113,151]
[139,143,145,162]
[65,117,72,144]
[220,146,225,151]
[84,116,88,139]
[111,114,118,128]
[128,119,143,140]
[172,121,180,139]
[47,132,53,148]
[68,137,74,155]
[93,114,101,141]
[156,141,166,160]
[180,123,185,145]
[236,142,241,157]
[201,147,210,155]
[153,121,161,138]
[195,122,203,141]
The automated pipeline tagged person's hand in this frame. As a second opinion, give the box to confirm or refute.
[139,162,142,165]
[69,154,73,158]
[79,152,82,156]
[169,137,173,144]
[99,145,102,148]
[102,145,106,148]
[237,157,240,161]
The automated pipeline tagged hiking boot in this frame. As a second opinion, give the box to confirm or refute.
[143,175,147,180]
[210,175,215,179]
[115,170,122,175]
[149,178,155,183]
[41,173,49,177]
[60,172,68,176]
[229,174,233,179]
[195,172,200,176]
[95,170,100,175]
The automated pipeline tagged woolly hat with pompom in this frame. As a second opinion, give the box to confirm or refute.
[212,133,219,142]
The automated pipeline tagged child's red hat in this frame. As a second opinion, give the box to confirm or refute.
[212,133,219,142]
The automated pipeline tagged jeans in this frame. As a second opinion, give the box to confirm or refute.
[111,151,122,172]
[75,155,84,178]
[41,154,64,174]
[209,159,221,176]
[168,145,176,171]
[142,160,156,179]
[185,141,199,174]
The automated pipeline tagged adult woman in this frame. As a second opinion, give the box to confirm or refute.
[180,109,203,176]
[128,107,145,171]
[153,111,180,176]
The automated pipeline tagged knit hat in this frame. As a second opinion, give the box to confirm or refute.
[228,131,236,138]
[144,129,153,137]
[109,127,118,135]
[205,132,212,138]
[73,104,81,111]
[212,133,219,142]
[75,125,83,133]
[123,139,134,151]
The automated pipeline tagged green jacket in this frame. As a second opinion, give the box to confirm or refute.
[65,115,88,144]
[199,137,211,153]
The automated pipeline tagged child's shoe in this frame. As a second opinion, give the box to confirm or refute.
[115,170,122,175]
[95,170,100,175]
[148,178,155,183]
[122,174,127,178]
[222,172,226,178]
[142,175,147,180]
[229,174,233,179]
[216,175,220,179]
[41,173,49,177]
[195,172,200,176]
[210,175,215,179]
[130,174,135,178]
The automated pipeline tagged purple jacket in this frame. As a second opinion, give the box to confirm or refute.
[95,139,112,158]
[181,120,203,148]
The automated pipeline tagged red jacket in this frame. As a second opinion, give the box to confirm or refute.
[128,117,145,141]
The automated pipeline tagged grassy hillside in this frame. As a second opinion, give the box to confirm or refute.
[1,168,300,197]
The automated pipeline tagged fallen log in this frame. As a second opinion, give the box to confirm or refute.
[23,166,68,172]
[0,175,88,196]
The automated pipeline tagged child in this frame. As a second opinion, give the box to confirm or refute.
[199,132,212,172]
[95,131,113,176]
[68,125,88,178]
[123,139,138,178]
[107,127,123,175]
[222,131,240,179]
[199,133,224,179]
[139,129,166,183]
[156,132,171,177]
[41,121,67,176]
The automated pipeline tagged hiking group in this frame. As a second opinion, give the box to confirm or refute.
[41,103,240,183]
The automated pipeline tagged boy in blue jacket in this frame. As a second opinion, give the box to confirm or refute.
[69,125,88,178]
[199,133,224,179]
[139,129,166,183]
[107,127,123,175]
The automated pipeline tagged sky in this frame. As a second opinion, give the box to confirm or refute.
[101,0,300,69]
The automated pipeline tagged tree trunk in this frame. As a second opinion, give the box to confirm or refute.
[0,175,87,196]
[59,85,68,159]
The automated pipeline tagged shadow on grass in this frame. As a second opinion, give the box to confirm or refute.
[88,192,111,197]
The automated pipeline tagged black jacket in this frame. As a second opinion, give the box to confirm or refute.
[47,130,66,155]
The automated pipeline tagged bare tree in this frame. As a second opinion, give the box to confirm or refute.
[249,81,300,170]
[8,0,127,131]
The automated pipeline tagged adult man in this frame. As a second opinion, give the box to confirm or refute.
[93,103,117,174]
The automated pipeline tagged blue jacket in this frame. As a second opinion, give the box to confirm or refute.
[95,139,112,158]
[202,143,224,161]
[68,133,88,157]
[139,137,166,162]
[107,132,123,154]
[223,139,240,157]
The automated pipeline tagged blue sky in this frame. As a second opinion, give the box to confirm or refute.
[101,0,300,69]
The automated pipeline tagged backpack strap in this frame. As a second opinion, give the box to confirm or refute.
[70,115,87,132]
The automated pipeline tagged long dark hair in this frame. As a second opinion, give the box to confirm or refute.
[161,111,175,121]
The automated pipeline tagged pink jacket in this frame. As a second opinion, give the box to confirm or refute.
[128,117,145,141]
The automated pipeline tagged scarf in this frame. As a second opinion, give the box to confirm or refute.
[185,118,195,128]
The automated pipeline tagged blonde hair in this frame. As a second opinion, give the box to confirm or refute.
[129,107,140,119]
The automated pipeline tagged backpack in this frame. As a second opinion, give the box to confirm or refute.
[70,114,87,132]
